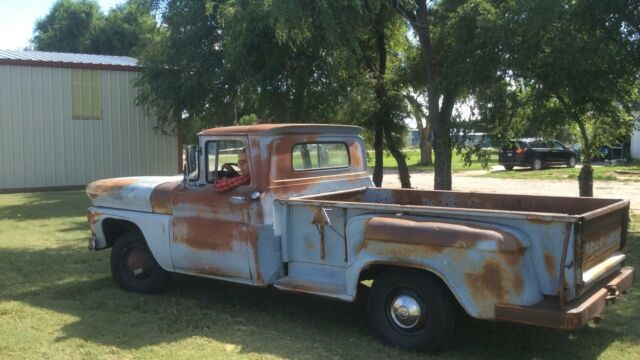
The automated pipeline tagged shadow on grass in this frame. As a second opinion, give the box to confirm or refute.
[2,242,639,359]
[0,190,90,221]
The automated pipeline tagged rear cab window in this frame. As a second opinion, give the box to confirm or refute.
[292,143,350,171]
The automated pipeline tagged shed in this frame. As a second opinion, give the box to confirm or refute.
[0,50,179,191]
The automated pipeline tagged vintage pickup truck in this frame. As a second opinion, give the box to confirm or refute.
[86,124,634,352]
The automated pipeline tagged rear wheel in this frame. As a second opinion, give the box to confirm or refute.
[567,156,577,168]
[531,158,543,170]
[111,231,168,293]
[503,165,514,171]
[367,270,455,352]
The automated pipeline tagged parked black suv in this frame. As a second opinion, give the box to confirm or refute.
[499,139,579,170]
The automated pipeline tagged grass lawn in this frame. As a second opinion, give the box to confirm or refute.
[484,162,640,182]
[367,149,498,172]
[0,190,638,359]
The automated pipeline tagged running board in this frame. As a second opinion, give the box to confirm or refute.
[274,277,353,301]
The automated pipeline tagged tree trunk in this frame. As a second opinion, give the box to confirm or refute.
[405,93,433,166]
[575,117,593,197]
[578,164,593,197]
[431,93,455,190]
[384,124,411,188]
[432,128,452,190]
[419,127,432,165]
[372,123,384,187]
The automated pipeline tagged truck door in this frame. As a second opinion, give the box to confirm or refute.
[170,137,258,281]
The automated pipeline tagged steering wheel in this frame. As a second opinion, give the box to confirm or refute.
[220,163,241,177]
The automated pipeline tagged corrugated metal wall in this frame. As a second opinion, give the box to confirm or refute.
[0,65,178,190]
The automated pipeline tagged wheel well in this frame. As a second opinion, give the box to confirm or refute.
[357,264,464,313]
[101,218,141,249]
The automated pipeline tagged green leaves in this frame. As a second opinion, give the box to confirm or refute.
[31,0,158,57]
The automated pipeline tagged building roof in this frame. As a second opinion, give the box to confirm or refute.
[198,123,363,136]
[0,49,141,72]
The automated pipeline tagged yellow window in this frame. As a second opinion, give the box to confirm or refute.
[71,69,102,120]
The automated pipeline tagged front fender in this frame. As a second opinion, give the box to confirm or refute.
[88,207,174,272]
[345,215,543,319]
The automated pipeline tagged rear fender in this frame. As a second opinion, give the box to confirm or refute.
[345,215,543,319]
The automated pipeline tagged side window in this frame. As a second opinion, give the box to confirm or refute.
[530,140,546,148]
[292,143,349,171]
[552,141,565,149]
[205,140,247,183]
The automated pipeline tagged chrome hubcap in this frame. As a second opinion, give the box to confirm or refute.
[389,295,422,329]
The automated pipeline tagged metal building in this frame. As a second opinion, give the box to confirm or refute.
[0,50,178,191]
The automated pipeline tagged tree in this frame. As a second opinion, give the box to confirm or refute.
[94,1,159,57]
[392,0,505,190]
[135,0,232,140]
[138,0,415,188]
[266,0,413,187]
[31,0,158,57]
[499,0,640,196]
[32,0,103,53]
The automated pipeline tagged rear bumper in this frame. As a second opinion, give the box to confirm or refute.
[498,159,527,166]
[495,266,634,329]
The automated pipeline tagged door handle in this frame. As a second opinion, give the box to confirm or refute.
[230,195,245,204]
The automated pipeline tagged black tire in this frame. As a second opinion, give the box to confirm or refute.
[367,269,455,352]
[503,165,514,171]
[531,158,543,170]
[111,231,168,294]
[567,156,577,168]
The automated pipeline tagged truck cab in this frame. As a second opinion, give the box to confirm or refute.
[87,124,371,285]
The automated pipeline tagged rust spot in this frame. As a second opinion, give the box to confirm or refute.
[355,239,368,254]
[498,248,525,268]
[526,217,554,225]
[512,273,524,295]
[304,238,315,250]
[150,181,179,214]
[465,260,506,303]
[86,210,103,225]
[364,217,524,252]
[86,178,137,199]
[199,123,362,136]
[349,141,363,168]
[172,217,254,252]
[371,242,448,258]
[544,253,556,277]
[248,236,264,285]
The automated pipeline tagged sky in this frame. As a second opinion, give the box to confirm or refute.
[0,0,126,50]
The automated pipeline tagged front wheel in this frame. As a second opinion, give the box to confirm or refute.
[367,270,455,352]
[111,231,168,293]
[503,165,514,171]
[567,156,577,168]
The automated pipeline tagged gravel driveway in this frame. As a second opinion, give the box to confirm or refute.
[380,170,640,213]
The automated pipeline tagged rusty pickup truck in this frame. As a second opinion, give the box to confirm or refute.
[86,124,634,352]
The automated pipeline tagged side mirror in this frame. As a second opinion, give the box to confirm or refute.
[184,145,200,182]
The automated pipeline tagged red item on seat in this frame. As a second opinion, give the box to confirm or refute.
[215,174,250,193]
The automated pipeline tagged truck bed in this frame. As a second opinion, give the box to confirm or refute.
[282,187,630,307]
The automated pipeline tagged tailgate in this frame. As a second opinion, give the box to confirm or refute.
[576,201,630,292]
